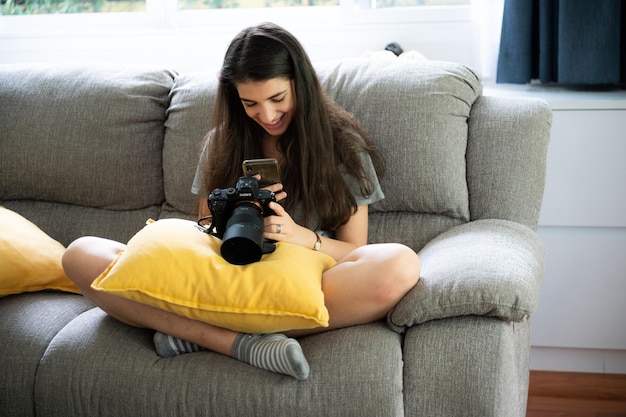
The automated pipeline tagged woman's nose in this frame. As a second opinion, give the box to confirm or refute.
[259,104,276,123]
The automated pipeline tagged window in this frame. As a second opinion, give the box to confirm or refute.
[359,0,468,7]
[0,0,343,15]
[0,0,466,16]
[342,0,469,24]
[0,0,146,14]
[179,0,340,11]
[0,0,475,76]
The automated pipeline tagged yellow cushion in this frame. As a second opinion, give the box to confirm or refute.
[92,218,335,333]
[0,207,80,296]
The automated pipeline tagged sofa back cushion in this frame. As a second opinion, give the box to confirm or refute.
[317,58,481,250]
[0,64,173,210]
[162,59,482,252]
[0,64,175,245]
[162,72,217,218]
[318,59,480,219]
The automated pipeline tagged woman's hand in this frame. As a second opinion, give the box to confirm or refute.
[264,202,324,252]
[264,201,369,262]
[264,202,305,244]
[261,181,287,203]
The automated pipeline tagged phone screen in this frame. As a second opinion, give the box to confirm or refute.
[242,158,281,187]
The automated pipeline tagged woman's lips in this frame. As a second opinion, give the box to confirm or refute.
[264,114,284,130]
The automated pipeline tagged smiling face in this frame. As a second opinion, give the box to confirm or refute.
[236,77,296,138]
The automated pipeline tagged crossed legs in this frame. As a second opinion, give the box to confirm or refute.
[62,236,420,378]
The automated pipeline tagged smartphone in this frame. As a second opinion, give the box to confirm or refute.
[242,158,281,187]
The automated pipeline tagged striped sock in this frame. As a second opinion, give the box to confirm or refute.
[232,333,310,380]
[153,332,206,358]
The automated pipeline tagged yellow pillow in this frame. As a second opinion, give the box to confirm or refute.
[92,218,335,333]
[0,207,80,296]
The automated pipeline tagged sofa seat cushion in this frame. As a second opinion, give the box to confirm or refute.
[0,292,95,417]
[34,316,403,417]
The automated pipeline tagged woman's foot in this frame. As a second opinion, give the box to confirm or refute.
[153,331,206,357]
[232,333,310,380]
[153,331,310,380]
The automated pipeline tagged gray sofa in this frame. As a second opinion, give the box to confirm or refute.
[0,58,551,417]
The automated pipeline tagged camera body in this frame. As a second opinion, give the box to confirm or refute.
[208,176,276,265]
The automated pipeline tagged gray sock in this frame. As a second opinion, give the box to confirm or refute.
[154,332,310,380]
[153,332,206,358]
[232,333,310,380]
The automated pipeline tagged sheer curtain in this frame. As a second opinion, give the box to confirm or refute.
[471,0,505,83]
[496,0,625,86]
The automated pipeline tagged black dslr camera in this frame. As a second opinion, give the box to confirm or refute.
[205,176,277,265]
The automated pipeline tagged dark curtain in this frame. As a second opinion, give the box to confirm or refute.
[497,0,626,86]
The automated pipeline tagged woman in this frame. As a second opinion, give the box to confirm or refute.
[62,22,420,381]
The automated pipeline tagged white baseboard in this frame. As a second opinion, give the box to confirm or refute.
[530,346,626,374]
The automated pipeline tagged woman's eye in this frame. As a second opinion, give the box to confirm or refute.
[272,97,285,103]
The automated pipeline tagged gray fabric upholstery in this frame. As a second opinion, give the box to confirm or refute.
[0,64,174,210]
[0,64,175,246]
[317,59,480,224]
[467,96,551,229]
[35,315,402,417]
[387,219,546,331]
[163,72,217,218]
[315,59,485,253]
[403,316,531,417]
[0,293,95,417]
[368,211,465,250]
[0,200,160,248]
[0,59,551,417]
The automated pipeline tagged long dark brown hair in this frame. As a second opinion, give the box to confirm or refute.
[201,22,385,231]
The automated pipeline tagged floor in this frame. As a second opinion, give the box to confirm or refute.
[526,371,626,417]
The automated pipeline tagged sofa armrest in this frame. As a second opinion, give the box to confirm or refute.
[467,96,552,230]
[387,219,545,333]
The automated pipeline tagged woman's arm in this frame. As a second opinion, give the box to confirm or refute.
[333,205,368,247]
[323,205,368,261]
[265,203,368,262]
[198,198,210,219]
[200,181,369,261]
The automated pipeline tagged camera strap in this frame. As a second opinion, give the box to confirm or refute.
[195,215,219,237]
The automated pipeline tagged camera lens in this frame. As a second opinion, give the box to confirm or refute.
[220,202,265,265]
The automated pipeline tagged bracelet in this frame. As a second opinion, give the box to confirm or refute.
[312,232,322,251]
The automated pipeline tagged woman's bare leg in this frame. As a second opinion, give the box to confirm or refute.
[63,237,418,377]
[62,236,309,379]
[289,243,420,337]
[62,236,237,354]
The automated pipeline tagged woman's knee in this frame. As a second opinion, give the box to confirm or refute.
[353,243,420,305]
[62,236,124,287]
[380,243,420,298]
[398,244,421,291]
